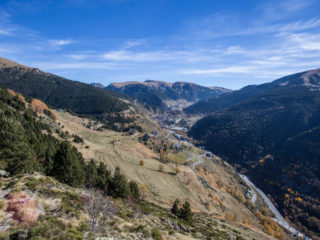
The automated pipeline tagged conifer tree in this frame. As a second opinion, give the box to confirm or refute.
[86,159,98,187]
[129,181,140,200]
[0,110,38,175]
[109,167,129,198]
[180,201,193,223]
[96,162,111,189]
[171,199,180,216]
[52,141,85,187]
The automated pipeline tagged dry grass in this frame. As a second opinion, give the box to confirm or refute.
[6,192,38,227]
[55,111,188,206]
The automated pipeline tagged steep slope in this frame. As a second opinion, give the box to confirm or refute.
[107,81,167,109]
[106,80,231,110]
[0,173,276,240]
[189,69,320,239]
[184,71,306,114]
[0,57,128,116]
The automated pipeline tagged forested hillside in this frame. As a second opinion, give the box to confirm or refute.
[184,72,306,114]
[0,58,128,116]
[0,86,134,190]
[189,69,320,239]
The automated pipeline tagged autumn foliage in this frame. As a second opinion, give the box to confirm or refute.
[256,211,285,239]
[31,99,57,120]
[7,89,26,106]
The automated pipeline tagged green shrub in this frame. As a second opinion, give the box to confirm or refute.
[152,228,163,240]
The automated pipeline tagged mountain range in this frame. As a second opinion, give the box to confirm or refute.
[92,80,231,110]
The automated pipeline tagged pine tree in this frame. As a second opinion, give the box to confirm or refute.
[171,199,180,216]
[109,167,129,198]
[52,141,85,187]
[180,201,193,223]
[0,110,38,175]
[129,181,140,200]
[96,162,111,189]
[86,159,98,187]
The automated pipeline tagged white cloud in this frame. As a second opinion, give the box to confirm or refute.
[102,50,177,62]
[48,39,73,46]
[122,39,146,49]
[288,33,320,50]
[182,66,254,75]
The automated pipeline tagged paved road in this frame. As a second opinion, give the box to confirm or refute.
[239,174,303,237]
[239,175,257,204]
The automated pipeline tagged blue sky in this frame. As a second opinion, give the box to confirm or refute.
[0,0,320,89]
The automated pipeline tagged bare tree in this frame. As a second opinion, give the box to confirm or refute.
[83,188,118,232]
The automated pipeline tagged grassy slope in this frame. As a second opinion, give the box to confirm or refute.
[54,111,289,239]
[56,111,188,202]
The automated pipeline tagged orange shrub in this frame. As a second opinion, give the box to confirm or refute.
[17,94,26,105]
[30,98,57,121]
[31,99,48,114]
[7,89,16,97]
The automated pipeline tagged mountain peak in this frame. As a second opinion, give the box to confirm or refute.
[90,82,105,88]
[301,68,320,90]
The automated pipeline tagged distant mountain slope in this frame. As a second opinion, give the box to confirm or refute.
[107,82,167,109]
[188,69,320,239]
[184,72,306,114]
[0,57,128,115]
[106,80,231,110]
[90,82,105,88]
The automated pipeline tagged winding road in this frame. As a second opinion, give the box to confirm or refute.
[239,174,310,239]
[239,175,257,204]
[163,124,310,239]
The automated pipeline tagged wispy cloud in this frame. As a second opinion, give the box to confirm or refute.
[182,66,254,75]
[48,39,74,47]
[0,28,13,36]
[287,33,320,50]
[122,39,146,49]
